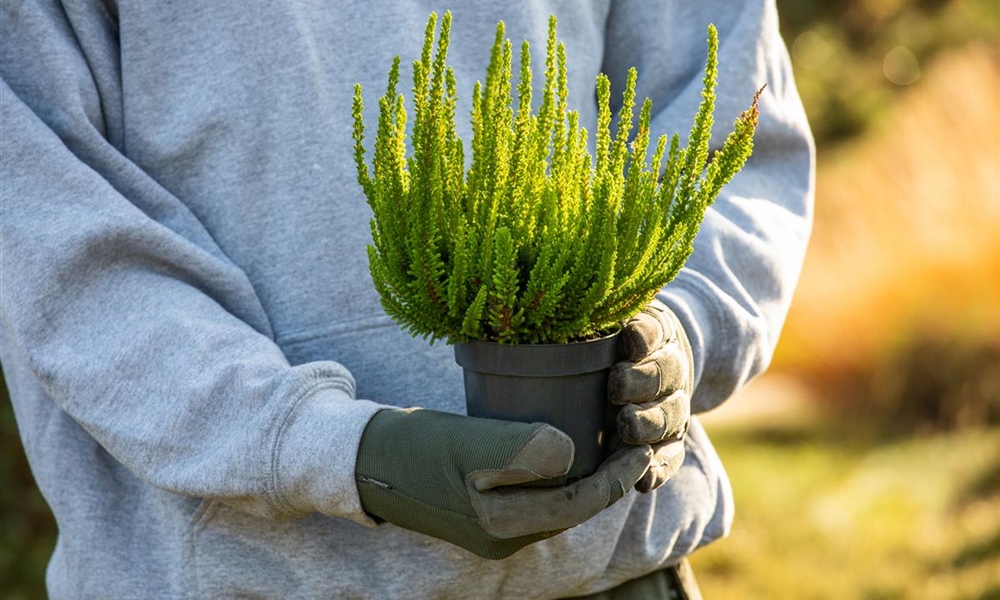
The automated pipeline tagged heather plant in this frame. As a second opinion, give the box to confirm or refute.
[352,12,760,344]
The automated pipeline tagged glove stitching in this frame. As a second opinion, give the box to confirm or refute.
[595,472,614,508]
[657,404,671,443]
[356,475,392,490]
[654,356,668,398]
[362,476,480,522]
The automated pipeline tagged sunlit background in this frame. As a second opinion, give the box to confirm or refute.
[2,1,997,598]
[693,0,999,598]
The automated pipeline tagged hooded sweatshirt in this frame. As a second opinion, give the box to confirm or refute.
[0,0,813,598]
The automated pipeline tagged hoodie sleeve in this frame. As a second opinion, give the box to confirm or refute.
[0,0,382,524]
[601,0,816,412]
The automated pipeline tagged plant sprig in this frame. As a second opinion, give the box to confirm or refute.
[353,12,760,344]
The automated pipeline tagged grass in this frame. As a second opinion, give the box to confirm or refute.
[693,410,1000,600]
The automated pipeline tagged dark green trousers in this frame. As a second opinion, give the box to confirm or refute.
[565,559,703,600]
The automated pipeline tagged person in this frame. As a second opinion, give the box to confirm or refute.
[0,0,813,598]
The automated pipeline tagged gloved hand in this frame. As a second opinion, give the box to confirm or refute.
[608,299,693,493]
[356,408,652,560]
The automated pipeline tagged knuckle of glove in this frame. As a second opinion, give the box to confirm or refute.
[608,345,688,405]
[620,312,665,361]
[608,360,659,405]
[619,300,674,361]
[635,442,686,494]
[616,393,689,444]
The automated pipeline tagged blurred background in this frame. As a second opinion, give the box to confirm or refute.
[693,0,999,598]
[1,0,997,598]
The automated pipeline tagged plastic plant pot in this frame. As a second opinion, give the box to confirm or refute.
[453,332,620,483]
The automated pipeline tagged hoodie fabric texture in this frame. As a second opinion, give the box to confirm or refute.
[0,0,814,598]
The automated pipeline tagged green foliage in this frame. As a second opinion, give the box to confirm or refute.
[353,12,759,344]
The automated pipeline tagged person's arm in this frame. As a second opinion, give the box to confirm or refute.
[602,0,815,412]
[0,0,382,523]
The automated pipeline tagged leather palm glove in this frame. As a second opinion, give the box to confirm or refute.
[609,299,694,493]
[356,408,653,560]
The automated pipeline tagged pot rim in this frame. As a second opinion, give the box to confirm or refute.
[453,329,621,377]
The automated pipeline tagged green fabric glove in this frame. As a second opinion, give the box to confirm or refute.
[608,299,694,493]
[356,408,653,560]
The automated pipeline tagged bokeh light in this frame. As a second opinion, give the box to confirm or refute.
[792,30,833,70]
[884,45,921,85]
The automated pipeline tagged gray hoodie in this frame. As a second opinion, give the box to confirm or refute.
[0,0,813,598]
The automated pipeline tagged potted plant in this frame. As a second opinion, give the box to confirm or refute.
[352,12,759,480]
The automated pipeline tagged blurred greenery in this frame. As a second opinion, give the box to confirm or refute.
[771,0,1000,438]
[1,0,998,597]
[0,376,56,599]
[693,419,1000,600]
[775,0,999,146]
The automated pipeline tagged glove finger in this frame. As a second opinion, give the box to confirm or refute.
[635,440,686,494]
[617,390,690,444]
[467,424,575,491]
[618,300,675,362]
[469,445,652,539]
[608,344,688,405]
[591,444,656,508]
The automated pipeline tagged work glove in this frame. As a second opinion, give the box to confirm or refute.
[609,299,693,493]
[356,408,652,560]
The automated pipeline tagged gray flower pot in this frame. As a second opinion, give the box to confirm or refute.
[454,333,620,482]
